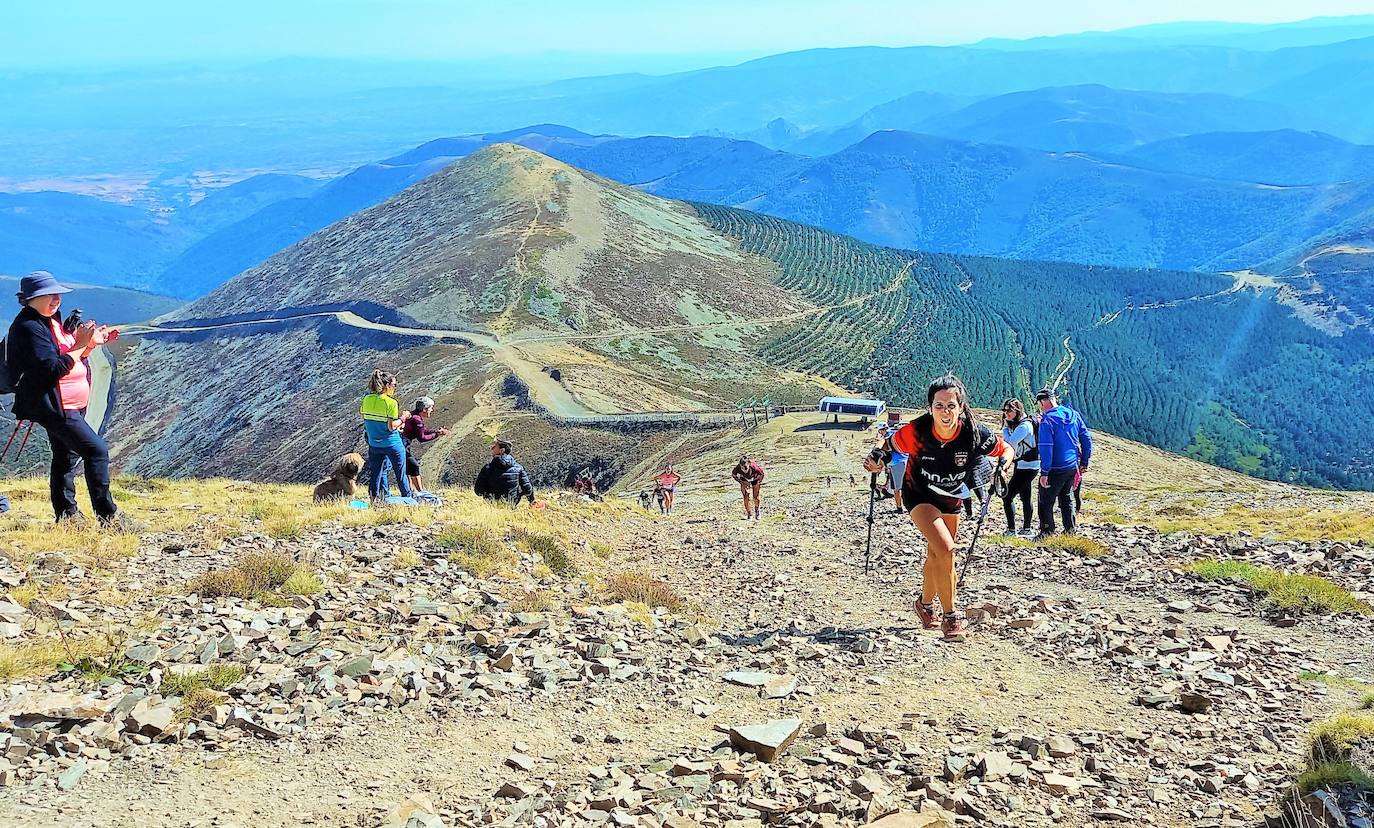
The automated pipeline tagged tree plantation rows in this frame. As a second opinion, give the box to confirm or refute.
[694,204,1374,490]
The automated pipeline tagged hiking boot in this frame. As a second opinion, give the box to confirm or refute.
[914,600,939,630]
[56,511,88,528]
[942,612,968,642]
[99,512,146,534]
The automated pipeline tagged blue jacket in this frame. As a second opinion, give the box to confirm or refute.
[1037,405,1092,474]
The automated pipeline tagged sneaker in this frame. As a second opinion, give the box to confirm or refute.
[99,512,146,534]
[914,600,939,630]
[942,612,968,642]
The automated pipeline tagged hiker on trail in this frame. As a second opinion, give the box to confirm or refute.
[360,369,414,503]
[731,456,765,520]
[654,465,681,514]
[5,272,138,529]
[400,396,448,493]
[474,439,536,507]
[638,489,653,510]
[884,428,908,515]
[1001,398,1040,535]
[862,374,1010,642]
[1035,388,1092,537]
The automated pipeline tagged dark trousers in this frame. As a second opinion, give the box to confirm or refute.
[1038,468,1078,534]
[41,410,117,521]
[367,441,413,499]
[1003,467,1037,531]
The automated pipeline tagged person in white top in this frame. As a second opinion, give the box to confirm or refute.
[1000,398,1040,535]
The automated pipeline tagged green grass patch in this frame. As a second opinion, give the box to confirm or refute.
[175,686,229,723]
[192,550,319,604]
[1311,711,1374,757]
[1185,560,1372,615]
[1298,761,1374,794]
[1300,671,1374,692]
[161,663,246,695]
[1361,692,1374,710]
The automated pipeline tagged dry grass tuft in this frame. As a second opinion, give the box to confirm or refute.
[192,550,319,603]
[437,525,517,578]
[507,589,554,613]
[175,686,228,723]
[513,527,576,577]
[1186,560,1372,615]
[604,572,684,612]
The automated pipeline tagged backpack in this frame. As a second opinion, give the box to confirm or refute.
[1018,415,1041,463]
[0,336,14,396]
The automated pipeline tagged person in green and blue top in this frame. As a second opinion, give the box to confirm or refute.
[360,368,414,502]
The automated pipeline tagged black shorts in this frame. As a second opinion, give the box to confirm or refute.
[405,450,421,477]
[902,481,962,515]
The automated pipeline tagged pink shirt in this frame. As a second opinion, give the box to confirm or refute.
[49,319,90,412]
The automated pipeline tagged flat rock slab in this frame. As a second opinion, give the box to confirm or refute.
[868,811,952,828]
[728,719,802,763]
[722,671,770,688]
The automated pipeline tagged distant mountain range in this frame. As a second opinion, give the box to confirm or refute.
[105,126,1373,324]
[105,145,1374,490]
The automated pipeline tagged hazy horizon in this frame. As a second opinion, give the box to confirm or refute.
[5,1,1374,72]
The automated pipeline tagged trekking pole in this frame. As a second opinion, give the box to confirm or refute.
[864,472,878,574]
[0,421,20,462]
[16,422,33,457]
[957,458,1006,591]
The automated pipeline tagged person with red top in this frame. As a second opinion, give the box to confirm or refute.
[400,396,447,493]
[731,455,766,520]
[653,464,681,514]
[5,272,137,529]
[863,374,1009,642]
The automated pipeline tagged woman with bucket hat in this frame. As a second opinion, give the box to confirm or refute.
[5,271,139,529]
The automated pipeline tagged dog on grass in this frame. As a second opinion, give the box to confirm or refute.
[313,453,364,503]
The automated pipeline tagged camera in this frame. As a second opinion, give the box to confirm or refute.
[62,308,84,334]
[867,447,886,464]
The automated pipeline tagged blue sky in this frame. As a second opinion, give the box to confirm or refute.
[4,0,1374,68]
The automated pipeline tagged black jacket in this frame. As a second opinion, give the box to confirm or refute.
[474,453,535,504]
[6,306,75,422]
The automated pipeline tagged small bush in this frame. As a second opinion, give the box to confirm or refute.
[439,526,517,578]
[1361,692,1374,710]
[193,570,252,599]
[281,568,323,597]
[508,589,554,613]
[604,572,684,611]
[238,550,297,591]
[513,528,576,577]
[175,686,228,723]
[393,549,422,569]
[1186,560,1372,615]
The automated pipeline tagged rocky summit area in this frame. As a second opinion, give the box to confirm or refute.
[0,417,1372,828]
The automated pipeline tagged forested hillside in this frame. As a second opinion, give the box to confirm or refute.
[692,204,1374,489]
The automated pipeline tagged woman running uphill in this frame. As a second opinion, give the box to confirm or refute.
[863,375,1009,642]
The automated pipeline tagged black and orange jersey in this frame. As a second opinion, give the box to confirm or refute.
[890,412,1006,494]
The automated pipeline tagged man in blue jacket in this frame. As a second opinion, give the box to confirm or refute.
[1035,388,1092,536]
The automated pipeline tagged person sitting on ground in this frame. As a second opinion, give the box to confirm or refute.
[5,271,138,529]
[313,452,364,503]
[653,464,681,515]
[474,439,536,507]
[1000,398,1040,535]
[862,374,1010,643]
[400,396,448,493]
[1035,388,1092,537]
[572,469,599,498]
[731,455,766,520]
[360,369,414,504]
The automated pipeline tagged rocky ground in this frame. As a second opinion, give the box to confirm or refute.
[0,416,1372,828]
